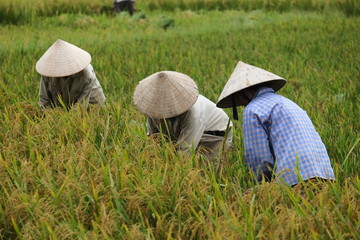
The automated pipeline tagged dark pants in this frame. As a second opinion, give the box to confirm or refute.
[114,1,134,15]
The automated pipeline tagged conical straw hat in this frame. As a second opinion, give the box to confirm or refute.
[217,61,286,108]
[133,71,199,119]
[36,39,91,77]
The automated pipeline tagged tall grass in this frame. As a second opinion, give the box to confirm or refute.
[0,0,360,24]
[0,0,108,24]
[144,0,360,15]
[0,102,359,239]
[0,8,359,239]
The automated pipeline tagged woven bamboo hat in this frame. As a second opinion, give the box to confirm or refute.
[133,71,199,119]
[36,39,91,77]
[217,61,286,108]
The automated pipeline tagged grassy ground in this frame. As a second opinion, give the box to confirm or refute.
[0,4,359,240]
[0,0,359,24]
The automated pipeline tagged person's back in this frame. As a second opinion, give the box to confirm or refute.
[244,87,335,186]
[134,71,233,163]
[146,94,232,152]
[36,39,106,110]
[195,95,232,133]
[217,61,335,187]
[39,65,105,109]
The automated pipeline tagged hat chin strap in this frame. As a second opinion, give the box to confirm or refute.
[231,95,239,120]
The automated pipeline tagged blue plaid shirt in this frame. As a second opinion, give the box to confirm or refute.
[243,87,335,186]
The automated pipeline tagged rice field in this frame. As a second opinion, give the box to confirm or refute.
[0,0,359,24]
[0,0,359,239]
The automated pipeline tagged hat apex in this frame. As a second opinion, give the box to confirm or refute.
[216,61,286,108]
[133,71,199,119]
[36,39,91,77]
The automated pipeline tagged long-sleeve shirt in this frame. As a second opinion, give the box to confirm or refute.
[147,95,233,152]
[243,87,335,186]
[38,64,106,110]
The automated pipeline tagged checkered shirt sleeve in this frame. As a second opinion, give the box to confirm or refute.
[243,106,275,180]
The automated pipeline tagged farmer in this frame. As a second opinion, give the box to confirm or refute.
[36,39,106,110]
[113,0,135,15]
[133,71,233,163]
[216,61,335,187]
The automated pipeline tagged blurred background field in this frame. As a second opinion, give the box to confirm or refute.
[0,0,359,239]
[0,0,359,24]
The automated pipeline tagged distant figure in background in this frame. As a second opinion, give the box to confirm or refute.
[216,61,335,187]
[36,39,106,110]
[133,71,233,165]
[113,0,135,16]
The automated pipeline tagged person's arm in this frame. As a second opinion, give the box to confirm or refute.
[243,108,275,182]
[74,80,93,109]
[75,67,96,109]
[146,117,160,136]
[176,112,205,153]
[38,77,52,109]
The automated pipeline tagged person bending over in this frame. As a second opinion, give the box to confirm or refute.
[36,39,106,110]
[113,0,135,15]
[216,61,335,187]
[133,71,233,164]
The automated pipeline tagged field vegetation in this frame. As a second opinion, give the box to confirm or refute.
[0,0,360,24]
[0,0,359,239]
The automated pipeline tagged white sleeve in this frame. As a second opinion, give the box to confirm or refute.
[176,110,205,152]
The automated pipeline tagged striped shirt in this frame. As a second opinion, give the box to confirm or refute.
[243,87,335,186]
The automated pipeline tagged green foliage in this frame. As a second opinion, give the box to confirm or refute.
[0,6,359,240]
[155,15,175,30]
[0,0,109,24]
[1,0,360,24]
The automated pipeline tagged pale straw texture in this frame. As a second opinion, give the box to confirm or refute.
[36,39,91,77]
[217,61,286,107]
[133,71,199,119]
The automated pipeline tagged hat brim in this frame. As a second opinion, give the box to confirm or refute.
[36,39,91,77]
[133,71,199,119]
[216,79,286,108]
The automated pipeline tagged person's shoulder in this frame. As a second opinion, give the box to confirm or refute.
[198,94,218,105]
[254,90,281,106]
[82,64,96,79]
[245,94,274,115]
[198,94,208,101]
[83,64,94,73]
[246,97,263,109]
[243,102,255,114]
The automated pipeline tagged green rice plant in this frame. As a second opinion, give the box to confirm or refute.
[0,0,109,24]
[0,8,359,239]
[0,0,360,24]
